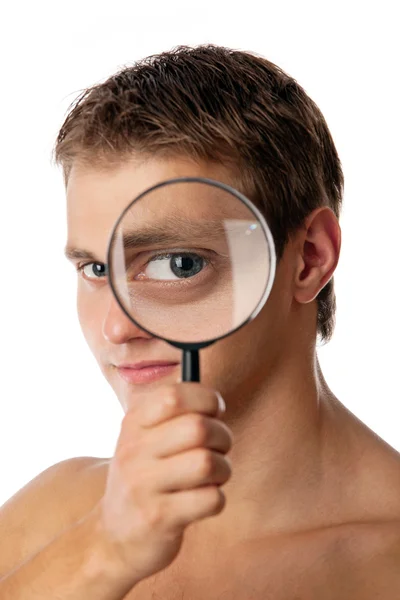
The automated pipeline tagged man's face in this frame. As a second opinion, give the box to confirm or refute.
[66,156,295,413]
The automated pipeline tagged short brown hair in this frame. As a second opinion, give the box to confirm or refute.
[53,44,344,343]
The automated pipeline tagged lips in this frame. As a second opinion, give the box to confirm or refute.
[116,361,180,384]
[117,361,180,370]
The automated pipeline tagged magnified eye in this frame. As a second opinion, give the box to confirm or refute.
[142,253,207,280]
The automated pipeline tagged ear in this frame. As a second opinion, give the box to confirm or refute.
[293,207,341,304]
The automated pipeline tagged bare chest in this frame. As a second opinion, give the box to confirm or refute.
[120,524,400,600]
[120,541,335,600]
[122,567,283,600]
[122,561,336,600]
[120,539,292,599]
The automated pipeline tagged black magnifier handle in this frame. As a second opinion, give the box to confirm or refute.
[182,349,200,382]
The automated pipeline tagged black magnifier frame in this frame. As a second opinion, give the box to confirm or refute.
[106,176,276,382]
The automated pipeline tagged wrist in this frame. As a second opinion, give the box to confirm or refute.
[81,504,141,595]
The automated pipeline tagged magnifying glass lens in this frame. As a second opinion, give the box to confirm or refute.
[108,179,275,346]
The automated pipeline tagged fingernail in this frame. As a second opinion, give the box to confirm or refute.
[216,391,226,413]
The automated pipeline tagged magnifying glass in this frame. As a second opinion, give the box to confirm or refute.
[107,177,276,382]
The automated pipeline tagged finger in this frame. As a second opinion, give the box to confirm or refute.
[167,486,227,531]
[156,448,232,493]
[139,383,226,429]
[151,414,233,458]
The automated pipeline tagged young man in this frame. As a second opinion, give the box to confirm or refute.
[1,44,399,599]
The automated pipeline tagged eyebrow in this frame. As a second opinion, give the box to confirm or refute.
[121,220,226,249]
[64,218,228,263]
[64,248,101,262]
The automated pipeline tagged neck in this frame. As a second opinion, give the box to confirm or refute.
[185,345,364,550]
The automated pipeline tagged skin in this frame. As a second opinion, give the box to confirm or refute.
[65,154,400,597]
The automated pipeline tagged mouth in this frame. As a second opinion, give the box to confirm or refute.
[115,361,180,384]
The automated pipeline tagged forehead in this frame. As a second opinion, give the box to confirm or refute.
[65,156,239,261]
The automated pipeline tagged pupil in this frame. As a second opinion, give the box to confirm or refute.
[171,254,203,278]
[181,257,193,271]
[94,263,106,276]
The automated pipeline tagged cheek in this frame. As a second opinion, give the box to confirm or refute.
[199,281,290,395]
[77,289,104,350]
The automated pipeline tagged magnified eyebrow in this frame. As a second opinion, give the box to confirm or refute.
[120,218,227,250]
[64,217,234,263]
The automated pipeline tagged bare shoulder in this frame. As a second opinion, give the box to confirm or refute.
[276,520,400,598]
[325,439,400,596]
[222,518,400,599]
[209,513,400,599]
[0,456,107,580]
[315,519,400,597]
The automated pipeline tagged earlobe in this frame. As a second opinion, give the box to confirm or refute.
[293,208,341,305]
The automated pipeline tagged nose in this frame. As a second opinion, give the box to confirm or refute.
[102,294,151,344]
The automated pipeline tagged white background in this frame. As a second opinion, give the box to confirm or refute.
[0,1,399,507]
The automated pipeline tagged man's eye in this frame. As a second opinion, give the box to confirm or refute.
[77,262,108,280]
[139,253,207,281]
